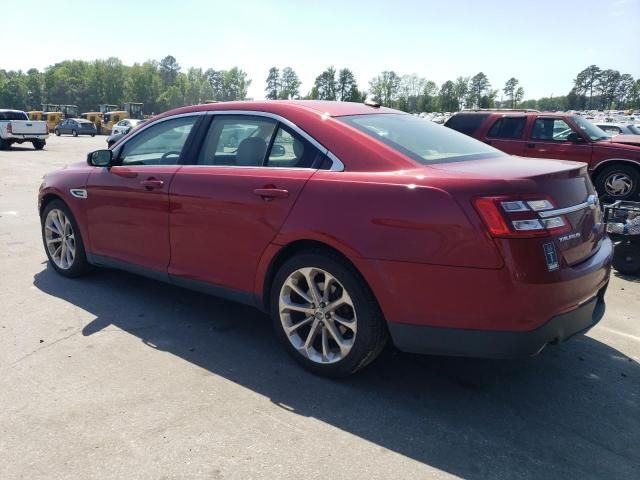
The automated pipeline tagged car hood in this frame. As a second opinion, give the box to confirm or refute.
[604,134,640,148]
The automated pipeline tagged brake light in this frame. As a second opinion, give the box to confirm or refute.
[474,196,570,238]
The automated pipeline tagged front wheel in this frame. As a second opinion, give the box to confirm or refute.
[33,140,45,150]
[91,133,95,137]
[595,164,640,201]
[270,251,387,377]
[41,200,90,277]
[72,130,78,137]
[55,129,61,136]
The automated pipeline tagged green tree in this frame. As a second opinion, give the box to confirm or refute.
[503,77,520,108]
[368,71,400,107]
[159,55,180,87]
[280,67,301,100]
[265,67,280,100]
[222,67,251,101]
[313,66,337,100]
[574,65,601,109]
[439,80,456,111]
[469,72,490,108]
[452,76,469,110]
[337,68,359,102]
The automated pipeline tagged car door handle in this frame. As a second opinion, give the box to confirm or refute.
[140,179,164,189]
[484,139,492,145]
[253,188,289,199]
[527,143,536,148]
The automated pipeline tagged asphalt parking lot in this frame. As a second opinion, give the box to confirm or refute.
[0,135,639,480]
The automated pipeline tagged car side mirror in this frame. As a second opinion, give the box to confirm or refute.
[271,144,286,157]
[87,149,113,167]
[567,132,583,143]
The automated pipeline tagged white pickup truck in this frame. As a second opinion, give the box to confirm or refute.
[0,109,49,150]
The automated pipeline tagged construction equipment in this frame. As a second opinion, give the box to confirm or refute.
[80,112,103,132]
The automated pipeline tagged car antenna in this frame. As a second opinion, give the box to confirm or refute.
[364,99,381,108]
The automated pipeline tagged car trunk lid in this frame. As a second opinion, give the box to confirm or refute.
[428,156,605,269]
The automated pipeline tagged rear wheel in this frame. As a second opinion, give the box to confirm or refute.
[72,129,78,137]
[595,164,640,201]
[270,251,387,377]
[41,200,90,277]
[33,140,45,150]
[0,138,9,150]
[55,129,61,136]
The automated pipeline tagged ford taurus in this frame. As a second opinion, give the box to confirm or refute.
[38,101,612,377]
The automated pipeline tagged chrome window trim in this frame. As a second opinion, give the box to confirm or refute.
[538,194,598,218]
[113,109,345,172]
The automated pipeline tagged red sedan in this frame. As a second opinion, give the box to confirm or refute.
[38,101,612,377]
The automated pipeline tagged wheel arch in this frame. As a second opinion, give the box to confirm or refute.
[39,192,65,217]
[591,158,640,179]
[260,239,371,313]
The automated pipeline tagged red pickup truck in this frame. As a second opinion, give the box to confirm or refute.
[445,111,640,200]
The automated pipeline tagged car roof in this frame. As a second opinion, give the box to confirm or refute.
[0,109,25,113]
[159,100,399,119]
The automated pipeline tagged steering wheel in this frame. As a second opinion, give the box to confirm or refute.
[160,151,181,161]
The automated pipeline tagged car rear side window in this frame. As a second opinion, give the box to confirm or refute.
[444,113,489,135]
[198,116,277,166]
[340,113,504,164]
[266,125,321,168]
[488,117,526,139]
[0,111,29,121]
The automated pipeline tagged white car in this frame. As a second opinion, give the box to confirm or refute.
[111,119,143,136]
[595,123,640,137]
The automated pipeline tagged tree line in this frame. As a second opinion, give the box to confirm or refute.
[0,56,251,114]
[1,56,639,115]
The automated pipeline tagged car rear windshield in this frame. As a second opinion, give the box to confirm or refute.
[628,124,640,135]
[0,111,29,121]
[339,113,504,164]
[444,113,489,135]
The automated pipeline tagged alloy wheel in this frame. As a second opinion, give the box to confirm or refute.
[44,208,76,270]
[279,267,357,364]
[604,172,633,197]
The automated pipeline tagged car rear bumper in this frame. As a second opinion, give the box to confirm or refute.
[387,283,607,358]
[6,133,48,140]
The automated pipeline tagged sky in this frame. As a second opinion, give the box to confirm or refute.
[3,0,639,101]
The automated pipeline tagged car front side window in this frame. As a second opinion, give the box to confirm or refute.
[118,116,198,166]
[531,118,574,141]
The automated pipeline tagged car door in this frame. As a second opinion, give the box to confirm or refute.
[524,117,592,162]
[168,114,323,295]
[85,114,202,274]
[482,115,527,155]
[59,119,68,134]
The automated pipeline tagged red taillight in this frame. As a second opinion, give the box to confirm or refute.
[473,196,570,238]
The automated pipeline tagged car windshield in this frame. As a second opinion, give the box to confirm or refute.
[0,111,28,121]
[572,115,609,141]
[339,113,504,164]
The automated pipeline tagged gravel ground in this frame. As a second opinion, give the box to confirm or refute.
[0,135,639,480]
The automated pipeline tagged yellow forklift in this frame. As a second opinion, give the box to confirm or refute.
[80,112,103,132]
[27,111,44,121]
[41,104,63,133]
[100,102,144,134]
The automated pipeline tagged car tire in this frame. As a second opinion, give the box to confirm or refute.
[55,129,61,136]
[33,140,45,150]
[91,133,95,137]
[0,138,9,150]
[612,240,640,275]
[72,130,78,137]
[595,164,640,201]
[270,250,388,377]
[41,199,91,278]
